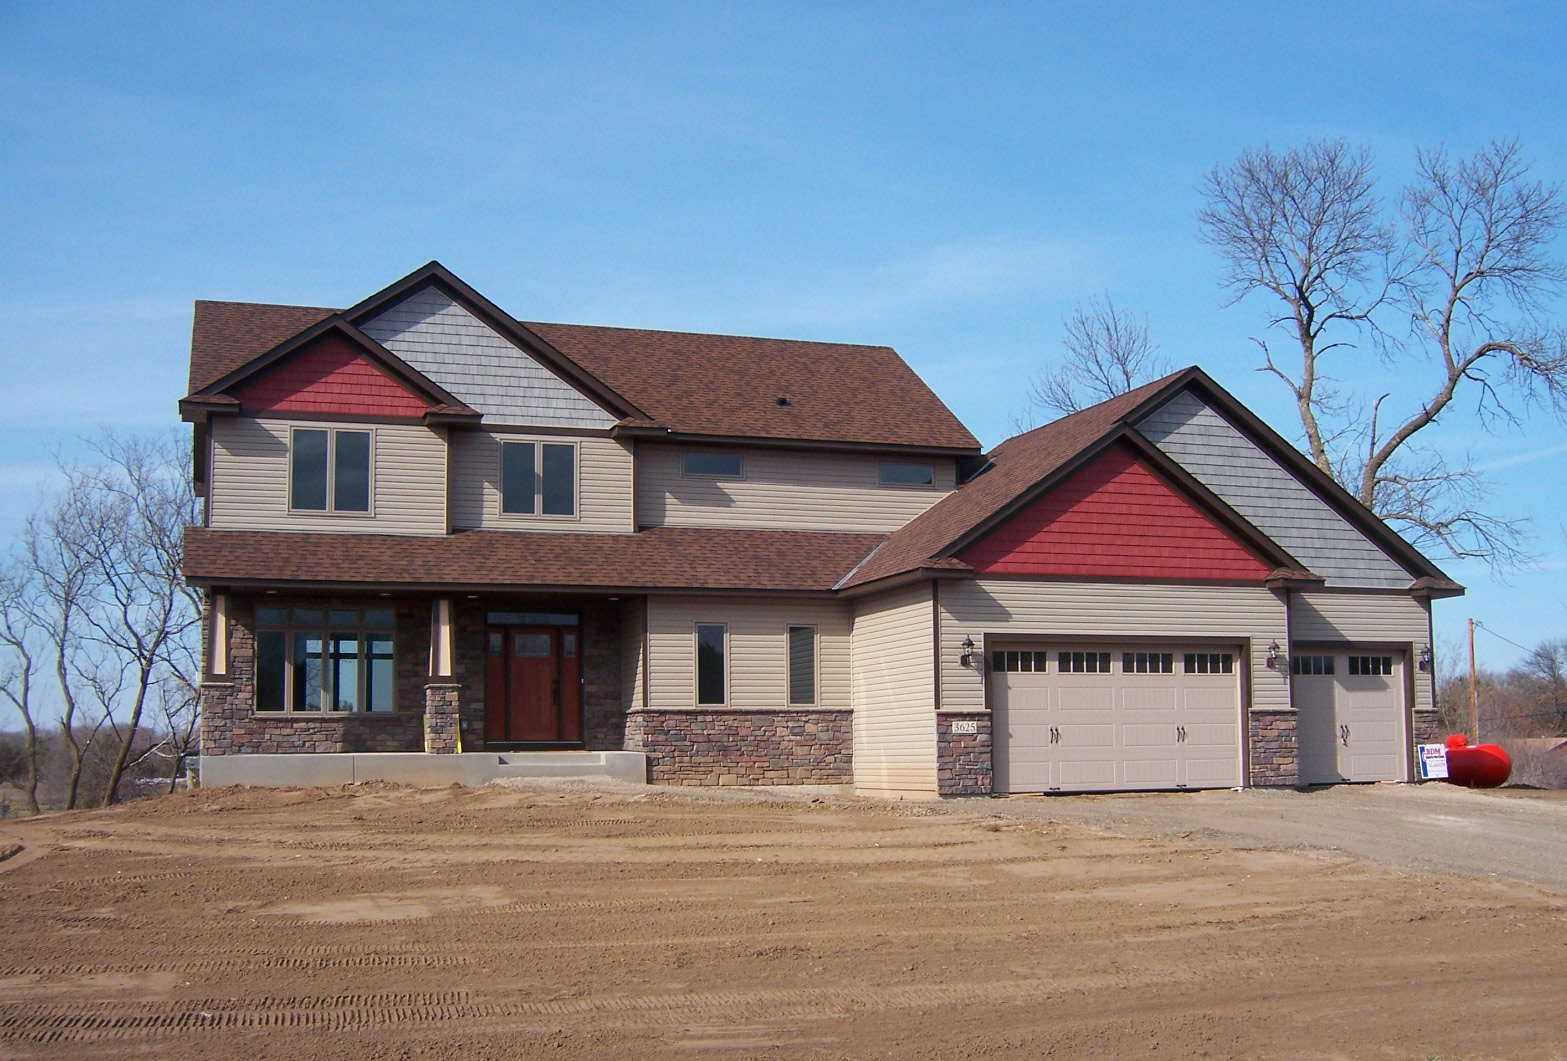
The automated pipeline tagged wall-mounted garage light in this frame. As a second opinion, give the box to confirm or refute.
[1418,644,1432,672]
[959,636,977,668]
[1266,640,1281,669]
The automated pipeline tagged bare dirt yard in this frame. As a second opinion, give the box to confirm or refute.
[2,781,1566,1059]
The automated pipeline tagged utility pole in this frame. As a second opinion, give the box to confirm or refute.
[1468,618,1479,743]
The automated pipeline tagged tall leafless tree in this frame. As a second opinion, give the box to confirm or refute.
[0,564,44,815]
[1199,138,1567,569]
[1020,296,1171,426]
[0,430,202,810]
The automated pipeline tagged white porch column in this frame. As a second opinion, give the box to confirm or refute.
[209,592,229,678]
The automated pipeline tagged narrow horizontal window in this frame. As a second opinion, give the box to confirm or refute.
[1184,653,1235,675]
[682,452,743,478]
[879,461,936,487]
[1059,651,1112,674]
[1122,652,1174,674]
[1348,655,1394,676]
[1291,654,1335,676]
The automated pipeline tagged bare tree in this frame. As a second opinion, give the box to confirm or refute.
[1512,638,1567,733]
[1199,138,1567,569]
[70,434,202,805]
[0,430,202,809]
[0,564,44,815]
[1019,296,1170,426]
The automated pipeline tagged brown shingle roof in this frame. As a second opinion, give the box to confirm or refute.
[189,301,335,393]
[186,299,979,451]
[525,321,978,450]
[840,372,1189,589]
[184,526,887,592]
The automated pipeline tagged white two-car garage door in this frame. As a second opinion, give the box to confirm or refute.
[1291,650,1407,784]
[991,644,1243,793]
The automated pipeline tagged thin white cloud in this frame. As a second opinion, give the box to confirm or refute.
[1474,440,1567,472]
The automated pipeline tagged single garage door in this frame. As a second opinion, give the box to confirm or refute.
[991,644,1243,793]
[1292,650,1407,784]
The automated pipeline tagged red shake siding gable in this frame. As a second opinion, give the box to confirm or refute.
[232,337,432,417]
[959,445,1272,580]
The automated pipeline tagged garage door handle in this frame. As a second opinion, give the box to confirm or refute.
[1050,726,1059,744]
[1176,725,1186,743]
[1340,724,1350,746]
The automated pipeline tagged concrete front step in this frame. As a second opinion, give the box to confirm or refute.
[200,751,648,788]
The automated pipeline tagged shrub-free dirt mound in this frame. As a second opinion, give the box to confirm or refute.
[1,782,1564,1058]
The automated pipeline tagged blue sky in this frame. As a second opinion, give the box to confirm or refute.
[1,1,1563,670]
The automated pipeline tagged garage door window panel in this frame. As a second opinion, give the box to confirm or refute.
[1122,652,1174,674]
[1059,651,1112,673]
[1184,652,1234,675]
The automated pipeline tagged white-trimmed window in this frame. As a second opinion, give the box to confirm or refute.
[254,606,396,713]
[878,461,936,487]
[501,440,577,517]
[696,623,727,705]
[682,452,743,478]
[787,625,817,705]
[290,427,372,513]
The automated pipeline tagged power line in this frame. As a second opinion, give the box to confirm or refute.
[1473,620,1534,655]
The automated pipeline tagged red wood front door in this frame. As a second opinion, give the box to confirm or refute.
[484,625,583,744]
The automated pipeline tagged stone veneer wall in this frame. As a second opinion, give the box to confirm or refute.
[200,596,430,755]
[1248,710,1299,786]
[625,709,852,786]
[581,601,625,750]
[936,713,992,796]
[1412,711,1445,746]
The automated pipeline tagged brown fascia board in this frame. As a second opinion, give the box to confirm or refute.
[338,261,648,423]
[188,576,843,598]
[832,565,972,600]
[1179,369,1458,587]
[183,314,477,418]
[611,423,983,458]
[179,394,240,423]
[1410,575,1466,600]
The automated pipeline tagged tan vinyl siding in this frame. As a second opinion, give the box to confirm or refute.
[937,579,1291,716]
[850,584,938,798]
[636,445,955,532]
[622,598,647,710]
[1290,590,1433,714]
[209,416,446,535]
[645,597,851,710]
[449,430,634,532]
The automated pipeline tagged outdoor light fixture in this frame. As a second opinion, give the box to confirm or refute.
[1418,644,1432,672]
[960,636,977,667]
[1266,640,1281,668]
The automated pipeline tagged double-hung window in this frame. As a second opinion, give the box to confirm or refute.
[254,607,396,712]
[290,428,372,513]
[501,440,577,517]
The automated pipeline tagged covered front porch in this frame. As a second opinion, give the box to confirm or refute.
[199,590,639,762]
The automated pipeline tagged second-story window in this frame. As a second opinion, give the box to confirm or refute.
[290,428,372,513]
[501,440,577,517]
[878,461,935,487]
[682,452,743,478]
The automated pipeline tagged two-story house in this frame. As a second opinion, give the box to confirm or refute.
[182,262,1461,796]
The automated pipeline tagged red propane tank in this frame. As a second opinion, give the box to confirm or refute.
[1442,734,1512,788]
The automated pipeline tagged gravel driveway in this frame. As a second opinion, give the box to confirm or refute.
[951,783,1567,892]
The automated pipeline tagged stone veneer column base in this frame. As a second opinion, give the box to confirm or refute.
[625,709,852,786]
[424,684,462,754]
[1411,711,1446,746]
[1248,710,1299,787]
[936,713,992,796]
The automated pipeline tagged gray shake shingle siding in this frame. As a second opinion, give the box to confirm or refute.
[1136,391,1413,589]
[361,286,617,429]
